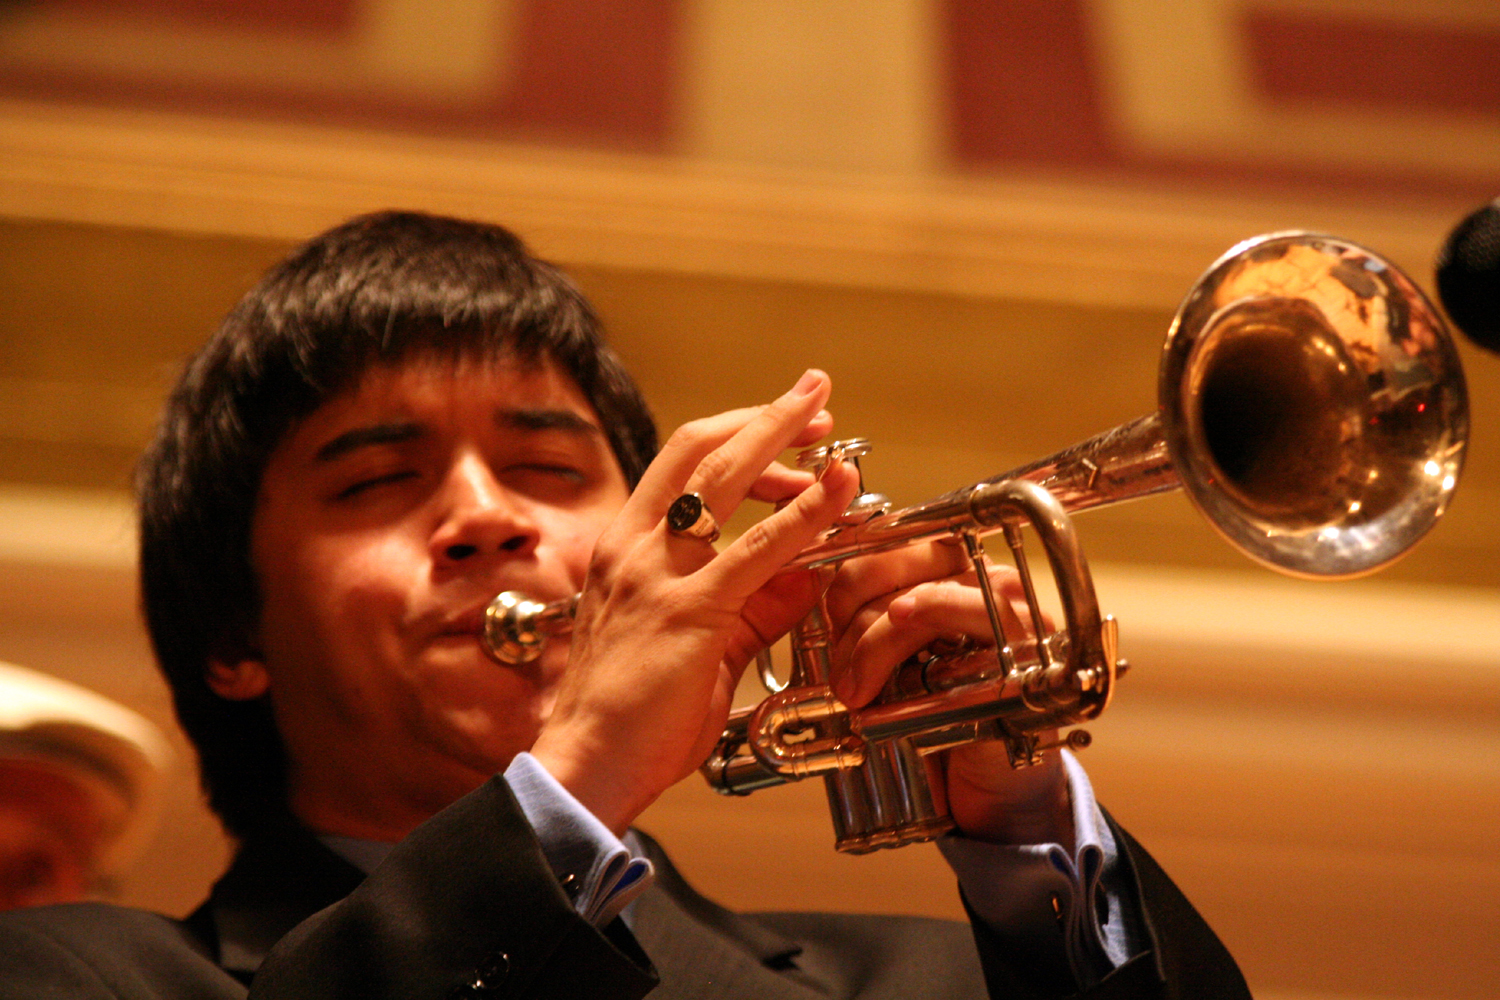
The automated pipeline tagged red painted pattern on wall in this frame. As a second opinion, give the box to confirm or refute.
[497,0,682,149]
[36,0,358,35]
[1244,9,1500,117]
[942,0,1114,168]
[0,1,1490,204]
[939,0,1494,204]
[0,0,681,151]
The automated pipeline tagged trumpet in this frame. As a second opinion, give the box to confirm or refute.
[482,232,1468,853]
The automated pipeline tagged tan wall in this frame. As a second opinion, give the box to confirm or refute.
[1,3,1497,995]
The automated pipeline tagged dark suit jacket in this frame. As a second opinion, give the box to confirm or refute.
[0,775,1249,999]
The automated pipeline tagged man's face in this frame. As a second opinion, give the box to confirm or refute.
[236,353,631,838]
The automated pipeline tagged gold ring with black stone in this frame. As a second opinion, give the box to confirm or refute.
[666,492,720,542]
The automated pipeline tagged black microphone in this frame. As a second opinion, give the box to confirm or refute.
[1435,198,1500,354]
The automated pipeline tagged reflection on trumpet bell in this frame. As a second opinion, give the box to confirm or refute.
[1162,232,1466,577]
[481,231,1467,855]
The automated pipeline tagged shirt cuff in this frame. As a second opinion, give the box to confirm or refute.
[504,752,655,926]
[937,749,1143,985]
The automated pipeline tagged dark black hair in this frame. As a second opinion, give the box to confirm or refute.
[137,211,657,840]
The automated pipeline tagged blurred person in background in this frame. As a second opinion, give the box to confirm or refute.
[0,660,169,910]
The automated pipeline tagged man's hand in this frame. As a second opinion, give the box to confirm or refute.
[825,546,1076,850]
[531,370,860,835]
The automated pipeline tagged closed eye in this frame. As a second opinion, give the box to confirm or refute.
[501,463,590,501]
[335,470,420,500]
[512,464,584,482]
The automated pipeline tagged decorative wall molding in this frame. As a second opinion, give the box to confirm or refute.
[0,98,1468,312]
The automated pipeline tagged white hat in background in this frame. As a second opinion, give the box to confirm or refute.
[0,660,172,908]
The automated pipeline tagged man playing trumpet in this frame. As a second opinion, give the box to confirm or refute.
[0,211,1247,999]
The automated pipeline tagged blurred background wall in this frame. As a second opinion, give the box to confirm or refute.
[0,2,1495,998]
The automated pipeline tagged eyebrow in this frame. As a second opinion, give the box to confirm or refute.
[315,422,424,462]
[312,408,600,463]
[499,408,602,437]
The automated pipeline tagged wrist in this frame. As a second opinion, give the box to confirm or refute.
[530,726,653,837]
[530,731,627,836]
[947,750,1075,849]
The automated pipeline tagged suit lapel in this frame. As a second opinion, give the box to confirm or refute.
[629,831,829,1000]
[193,820,367,980]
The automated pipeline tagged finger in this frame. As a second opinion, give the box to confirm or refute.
[613,405,767,536]
[829,588,896,674]
[700,457,860,606]
[617,372,833,539]
[826,541,973,673]
[885,564,1036,639]
[679,370,833,527]
[823,539,971,634]
[833,579,976,707]
[720,566,833,677]
[741,412,834,502]
[836,570,1027,708]
[954,568,1056,636]
[792,408,834,447]
[748,463,816,505]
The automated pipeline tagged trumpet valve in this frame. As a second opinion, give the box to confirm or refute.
[798,437,891,522]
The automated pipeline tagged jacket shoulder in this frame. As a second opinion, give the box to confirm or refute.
[0,902,243,999]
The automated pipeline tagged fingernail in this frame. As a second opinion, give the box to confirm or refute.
[793,369,824,396]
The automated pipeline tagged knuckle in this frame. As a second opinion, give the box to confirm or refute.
[660,418,721,461]
[691,447,736,488]
[911,579,963,615]
[734,520,779,564]
[670,415,718,443]
[586,544,618,580]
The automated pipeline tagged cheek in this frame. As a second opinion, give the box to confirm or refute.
[328,535,423,616]
[548,507,618,583]
[257,531,420,673]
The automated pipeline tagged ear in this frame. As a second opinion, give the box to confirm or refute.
[205,654,270,701]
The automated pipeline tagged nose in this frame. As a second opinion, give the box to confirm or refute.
[429,453,540,569]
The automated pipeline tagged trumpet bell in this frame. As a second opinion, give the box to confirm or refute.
[1162,233,1468,579]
